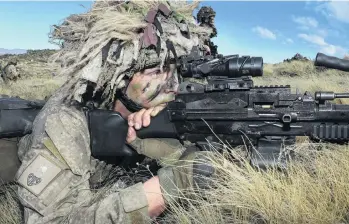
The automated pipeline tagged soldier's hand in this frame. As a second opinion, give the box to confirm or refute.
[157,148,217,205]
[126,104,166,143]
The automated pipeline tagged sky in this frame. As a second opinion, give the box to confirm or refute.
[0,1,348,63]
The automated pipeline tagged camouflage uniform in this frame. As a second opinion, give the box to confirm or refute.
[15,96,155,224]
[3,62,19,82]
[0,65,4,84]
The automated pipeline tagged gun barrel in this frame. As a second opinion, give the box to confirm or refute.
[315,53,349,72]
[315,91,349,101]
[335,93,349,98]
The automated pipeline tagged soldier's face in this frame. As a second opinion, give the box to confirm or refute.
[125,64,179,108]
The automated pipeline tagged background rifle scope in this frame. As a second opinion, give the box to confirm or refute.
[315,53,349,72]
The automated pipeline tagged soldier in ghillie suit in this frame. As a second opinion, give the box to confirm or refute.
[0,64,4,84]
[2,59,20,83]
[15,1,217,223]
[197,6,218,56]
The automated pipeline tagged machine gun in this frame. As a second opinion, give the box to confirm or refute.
[1,49,349,169]
[99,48,349,168]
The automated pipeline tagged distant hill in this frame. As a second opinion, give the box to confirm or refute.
[0,48,27,55]
[0,49,58,62]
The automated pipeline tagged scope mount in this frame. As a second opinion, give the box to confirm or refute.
[178,76,254,94]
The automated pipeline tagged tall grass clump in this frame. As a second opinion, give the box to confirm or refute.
[160,141,349,224]
[0,184,23,224]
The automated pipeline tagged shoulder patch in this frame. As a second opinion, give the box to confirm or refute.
[17,154,64,196]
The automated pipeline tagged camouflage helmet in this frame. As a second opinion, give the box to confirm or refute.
[49,0,215,108]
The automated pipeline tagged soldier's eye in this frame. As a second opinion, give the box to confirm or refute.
[142,82,150,93]
[151,69,161,75]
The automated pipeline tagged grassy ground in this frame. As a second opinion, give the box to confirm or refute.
[161,142,349,224]
[0,76,66,100]
[1,52,349,224]
[0,49,64,100]
[0,185,22,224]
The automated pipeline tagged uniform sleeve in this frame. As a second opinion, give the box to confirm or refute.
[129,137,185,161]
[15,105,151,224]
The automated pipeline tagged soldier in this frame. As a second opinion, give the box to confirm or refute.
[3,59,20,83]
[197,6,218,56]
[0,64,4,84]
[15,1,217,223]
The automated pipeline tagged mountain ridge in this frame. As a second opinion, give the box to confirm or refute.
[0,48,27,55]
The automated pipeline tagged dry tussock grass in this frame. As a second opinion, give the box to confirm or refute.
[0,184,22,224]
[17,60,60,79]
[0,76,66,100]
[161,141,349,224]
